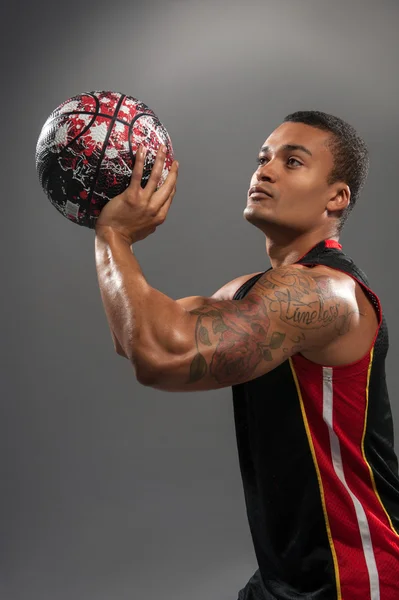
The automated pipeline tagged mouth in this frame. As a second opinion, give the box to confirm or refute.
[248,186,273,199]
[248,192,271,199]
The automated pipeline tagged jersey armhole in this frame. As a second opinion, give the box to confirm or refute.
[233,271,266,300]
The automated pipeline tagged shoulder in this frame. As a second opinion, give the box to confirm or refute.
[246,263,360,348]
[212,262,354,303]
[264,264,379,366]
[256,263,356,297]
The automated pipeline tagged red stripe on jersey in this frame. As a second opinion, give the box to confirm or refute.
[291,350,399,599]
[297,238,342,262]
[324,240,343,249]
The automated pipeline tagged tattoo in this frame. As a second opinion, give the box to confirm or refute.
[259,270,340,328]
[188,266,358,386]
[189,296,285,385]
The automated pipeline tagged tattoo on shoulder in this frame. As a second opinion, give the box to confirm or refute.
[257,267,351,330]
[187,266,359,386]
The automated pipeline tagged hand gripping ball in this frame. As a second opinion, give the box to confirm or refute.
[35,91,174,229]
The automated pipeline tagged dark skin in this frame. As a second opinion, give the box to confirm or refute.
[95,124,376,392]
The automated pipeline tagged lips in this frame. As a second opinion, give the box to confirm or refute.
[248,186,273,198]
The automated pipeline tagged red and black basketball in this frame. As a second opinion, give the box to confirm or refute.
[35,91,174,229]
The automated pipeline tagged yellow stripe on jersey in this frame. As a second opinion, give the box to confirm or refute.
[361,346,399,538]
[289,358,341,600]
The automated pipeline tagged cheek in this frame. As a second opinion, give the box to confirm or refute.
[287,173,325,201]
[280,178,325,217]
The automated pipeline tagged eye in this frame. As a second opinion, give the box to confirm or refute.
[256,156,303,167]
[287,157,302,167]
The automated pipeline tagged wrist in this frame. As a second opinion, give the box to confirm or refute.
[95,225,133,247]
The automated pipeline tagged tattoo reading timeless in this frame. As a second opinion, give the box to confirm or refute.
[188,266,356,386]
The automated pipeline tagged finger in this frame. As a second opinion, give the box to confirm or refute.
[129,144,147,191]
[144,144,169,197]
[155,186,176,225]
[148,160,179,212]
[162,160,179,189]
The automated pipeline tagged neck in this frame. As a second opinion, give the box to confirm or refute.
[265,230,339,269]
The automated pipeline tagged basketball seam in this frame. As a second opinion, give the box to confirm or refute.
[42,95,101,197]
[63,96,101,153]
[86,93,127,208]
[50,111,147,128]
[128,112,161,182]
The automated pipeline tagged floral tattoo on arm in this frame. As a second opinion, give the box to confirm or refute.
[188,266,358,386]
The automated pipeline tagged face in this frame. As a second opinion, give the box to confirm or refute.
[244,122,348,235]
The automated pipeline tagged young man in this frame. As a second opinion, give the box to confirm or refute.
[94,111,399,599]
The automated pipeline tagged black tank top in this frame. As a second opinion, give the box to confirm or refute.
[232,239,399,600]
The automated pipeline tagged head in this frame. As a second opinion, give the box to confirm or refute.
[243,111,369,239]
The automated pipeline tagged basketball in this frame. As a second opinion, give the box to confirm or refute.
[35,91,174,229]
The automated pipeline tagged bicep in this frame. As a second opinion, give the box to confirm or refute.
[143,266,358,392]
[141,296,288,392]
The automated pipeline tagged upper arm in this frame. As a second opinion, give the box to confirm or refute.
[142,264,359,392]
[117,273,262,359]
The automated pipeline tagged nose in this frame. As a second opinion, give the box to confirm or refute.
[255,159,277,183]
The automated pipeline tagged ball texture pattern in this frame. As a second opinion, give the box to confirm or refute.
[36,91,174,229]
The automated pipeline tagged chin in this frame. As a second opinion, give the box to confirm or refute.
[243,205,274,227]
[243,207,297,237]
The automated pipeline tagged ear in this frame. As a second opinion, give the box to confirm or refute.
[326,184,351,214]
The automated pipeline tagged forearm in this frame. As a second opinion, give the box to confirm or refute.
[94,228,192,375]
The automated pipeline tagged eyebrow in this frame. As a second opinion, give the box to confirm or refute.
[260,144,313,157]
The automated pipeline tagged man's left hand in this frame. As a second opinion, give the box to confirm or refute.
[95,143,179,245]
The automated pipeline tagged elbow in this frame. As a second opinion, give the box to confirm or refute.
[135,365,158,386]
[127,340,191,389]
[128,348,160,386]
[133,356,182,390]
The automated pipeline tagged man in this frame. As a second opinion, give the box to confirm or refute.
[94,111,399,599]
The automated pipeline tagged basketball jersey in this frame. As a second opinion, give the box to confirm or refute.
[232,239,399,600]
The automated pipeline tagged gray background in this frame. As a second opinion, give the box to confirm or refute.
[2,0,399,598]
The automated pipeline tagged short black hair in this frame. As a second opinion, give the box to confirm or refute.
[283,110,369,234]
